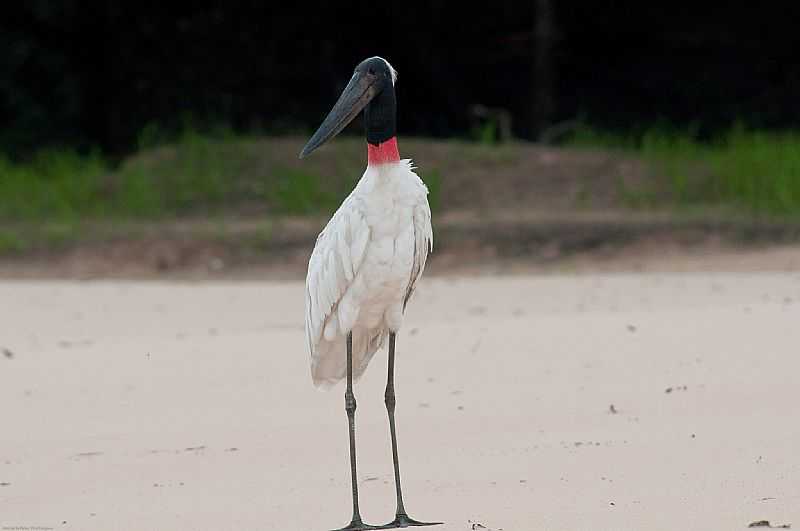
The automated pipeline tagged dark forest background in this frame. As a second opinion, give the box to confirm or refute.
[3,1,800,155]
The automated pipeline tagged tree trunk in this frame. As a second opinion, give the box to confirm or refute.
[532,0,556,140]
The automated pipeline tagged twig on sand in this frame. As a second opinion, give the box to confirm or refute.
[749,520,791,529]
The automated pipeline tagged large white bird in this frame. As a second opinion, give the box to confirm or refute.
[299,56,438,530]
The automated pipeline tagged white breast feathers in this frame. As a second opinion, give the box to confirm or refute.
[304,160,432,388]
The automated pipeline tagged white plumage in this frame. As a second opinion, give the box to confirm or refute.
[305,159,433,388]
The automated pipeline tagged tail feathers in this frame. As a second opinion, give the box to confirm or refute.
[311,328,387,389]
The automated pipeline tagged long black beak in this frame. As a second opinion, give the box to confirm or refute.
[300,71,379,158]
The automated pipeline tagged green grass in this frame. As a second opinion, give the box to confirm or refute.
[0,130,453,256]
[113,129,249,216]
[569,124,800,216]
[4,122,799,240]
[0,229,27,254]
[0,129,351,223]
[272,165,339,215]
[423,168,442,212]
[0,149,109,220]
[0,126,454,229]
[706,128,800,215]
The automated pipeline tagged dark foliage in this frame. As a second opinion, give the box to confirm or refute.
[2,1,800,154]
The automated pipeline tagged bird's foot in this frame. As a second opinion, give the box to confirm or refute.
[331,518,384,531]
[376,513,442,529]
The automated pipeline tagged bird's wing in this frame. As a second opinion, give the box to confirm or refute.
[305,193,370,355]
[403,192,433,310]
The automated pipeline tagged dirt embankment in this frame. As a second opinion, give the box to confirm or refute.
[3,139,800,278]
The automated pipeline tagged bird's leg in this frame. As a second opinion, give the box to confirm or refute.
[378,333,441,529]
[333,332,379,531]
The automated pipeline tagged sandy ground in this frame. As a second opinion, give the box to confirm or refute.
[2,274,800,531]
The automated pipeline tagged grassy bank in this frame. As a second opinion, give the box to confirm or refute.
[0,130,450,253]
[0,131,355,221]
[2,125,800,256]
[570,125,800,216]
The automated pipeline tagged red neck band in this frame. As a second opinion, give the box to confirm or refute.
[367,137,400,165]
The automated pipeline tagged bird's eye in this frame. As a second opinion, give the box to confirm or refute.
[368,68,376,75]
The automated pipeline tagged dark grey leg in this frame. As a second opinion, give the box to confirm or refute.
[333,332,379,531]
[378,333,441,529]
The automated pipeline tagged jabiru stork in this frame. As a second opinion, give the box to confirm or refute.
[299,56,438,530]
